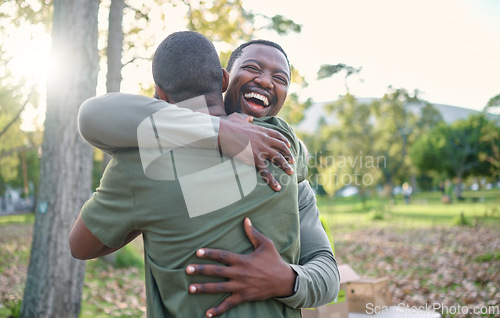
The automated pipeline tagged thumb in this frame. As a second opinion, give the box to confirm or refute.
[244,217,264,250]
[244,115,254,123]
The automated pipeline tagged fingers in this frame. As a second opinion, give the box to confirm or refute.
[264,128,291,149]
[193,248,238,265]
[186,263,234,278]
[205,295,240,318]
[263,149,294,175]
[228,113,253,123]
[256,163,281,191]
[188,281,233,295]
[262,132,294,164]
[243,218,271,251]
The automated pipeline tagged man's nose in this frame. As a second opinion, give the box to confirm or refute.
[254,73,274,90]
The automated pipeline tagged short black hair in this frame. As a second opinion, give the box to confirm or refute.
[226,39,290,74]
[152,31,222,102]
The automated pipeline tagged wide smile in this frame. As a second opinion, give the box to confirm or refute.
[240,90,273,116]
[244,92,269,107]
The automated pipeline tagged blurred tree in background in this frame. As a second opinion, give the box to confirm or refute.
[411,114,500,199]
[0,1,47,198]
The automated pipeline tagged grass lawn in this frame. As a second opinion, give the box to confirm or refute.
[317,189,500,232]
[0,189,499,318]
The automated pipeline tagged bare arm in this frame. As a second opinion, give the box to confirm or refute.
[69,213,141,260]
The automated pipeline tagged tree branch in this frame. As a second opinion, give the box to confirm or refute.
[123,56,151,67]
[0,94,31,138]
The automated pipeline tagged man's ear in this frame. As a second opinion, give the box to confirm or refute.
[221,69,229,93]
[155,85,171,102]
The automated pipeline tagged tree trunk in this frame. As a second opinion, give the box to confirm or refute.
[382,179,393,198]
[102,0,125,173]
[106,0,125,93]
[100,0,125,264]
[455,175,464,199]
[21,1,99,317]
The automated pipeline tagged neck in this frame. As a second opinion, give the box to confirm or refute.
[161,90,227,117]
[199,95,227,117]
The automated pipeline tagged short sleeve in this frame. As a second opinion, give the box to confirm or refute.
[80,157,136,248]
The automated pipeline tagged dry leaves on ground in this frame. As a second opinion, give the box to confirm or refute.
[334,225,500,317]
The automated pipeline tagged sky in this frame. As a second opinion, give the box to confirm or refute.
[239,0,500,111]
[6,0,500,131]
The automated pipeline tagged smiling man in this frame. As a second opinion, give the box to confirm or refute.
[75,37,339,317]
[224,42,290,118]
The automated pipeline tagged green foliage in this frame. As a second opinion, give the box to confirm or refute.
[451,212,471,227]
[311,94,381,196]
[0,213,34,226]
[370,88,441,190]
[474,251,500,262]
[92,150,105,191]
[316,188,500,229]
[186,0,301,44]
[0,0,53,28]
[478,117,500,178]
[411,114,499,184]
[115,245,144,269]
[266,14,301,35]
[486,94,500,107]
[0,51,26,193]
[278,93,312,125]
[120,1,156,66]
[319,215,335,254]
[317,63,362,80]
[302,87,444,198]
[0,6,44,195]
[0,299,22,318]
[187,0,253,43]
[366,209,385,221]
[317,63,362,93]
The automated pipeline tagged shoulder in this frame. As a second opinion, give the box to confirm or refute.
[253,116,298,144]
[253,116,294,131]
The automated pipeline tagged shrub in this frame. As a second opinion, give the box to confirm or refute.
[115,245,144,269]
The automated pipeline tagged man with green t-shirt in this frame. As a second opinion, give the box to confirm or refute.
[74,36,339,317]
[70,31,316,317]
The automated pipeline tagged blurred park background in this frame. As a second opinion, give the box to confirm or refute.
[0,0,499,317]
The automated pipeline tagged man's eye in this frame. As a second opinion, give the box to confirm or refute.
[274,76,288,85]
[243,65,259,72]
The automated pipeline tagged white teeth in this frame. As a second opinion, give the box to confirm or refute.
[244,92,269,106]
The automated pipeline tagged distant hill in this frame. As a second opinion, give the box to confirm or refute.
[295,98,497,133]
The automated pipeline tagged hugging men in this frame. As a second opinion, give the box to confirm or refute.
[70,31,339,317]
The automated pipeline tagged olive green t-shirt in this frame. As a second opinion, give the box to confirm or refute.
[81,116,307,318]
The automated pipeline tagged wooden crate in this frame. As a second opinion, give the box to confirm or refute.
[347,277,392,313]
[302,264,360,318]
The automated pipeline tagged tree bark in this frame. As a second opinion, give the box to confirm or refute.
[21,1,99,317]
[106,0,124,93]
[102,0,125,173]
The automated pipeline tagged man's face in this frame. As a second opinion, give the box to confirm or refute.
[224,44,290,118]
